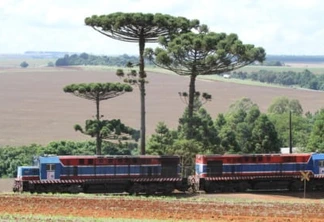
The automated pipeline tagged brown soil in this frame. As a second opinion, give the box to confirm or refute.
[0,179,13,192]
[0,193,323,221]
[1,67,324,146]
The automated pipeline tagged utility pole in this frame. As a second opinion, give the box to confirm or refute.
[289,110,293,154]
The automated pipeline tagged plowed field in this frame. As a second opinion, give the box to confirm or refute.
[1,67,324,146]
[0,193,323,221]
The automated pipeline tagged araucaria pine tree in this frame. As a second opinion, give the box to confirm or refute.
[63,82,133,155]
[146,27,266,139]
[85,12,200,154]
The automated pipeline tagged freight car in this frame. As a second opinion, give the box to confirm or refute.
[195,153,324,193]
[13,155,189,195]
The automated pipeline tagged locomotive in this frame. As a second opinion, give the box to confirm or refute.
[13,152,324,194]
[13,155,189,195]
[195,153,324,192]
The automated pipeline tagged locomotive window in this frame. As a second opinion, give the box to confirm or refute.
[79,159,84,165]
[118,159,122,163]
[98,159,103,164]
[46,164,55,171]
[108,159,113,163]
[258,156,262,162]
[319,161,324,167]
[132,159,137,164]
[88,159,93,164]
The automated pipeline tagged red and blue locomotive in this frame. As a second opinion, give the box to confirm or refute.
[13,152,324,194]
[13,155,189,195]
[195,153,324,192]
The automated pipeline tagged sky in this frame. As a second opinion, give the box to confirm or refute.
[0,0,323,55]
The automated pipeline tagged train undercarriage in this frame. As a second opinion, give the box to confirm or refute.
[13,178,190,195]
[199,177,324,193]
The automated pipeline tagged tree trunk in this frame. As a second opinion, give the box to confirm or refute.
[139,33,146,155]
[187,73,197,139]
[96,136,102,155]
[95,96,101,155]
[96,96,100,120]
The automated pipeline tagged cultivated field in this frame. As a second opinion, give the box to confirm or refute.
[1,66,324,146]
[0,193,324,221]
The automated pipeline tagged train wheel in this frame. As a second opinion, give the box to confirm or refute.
[237,182,251,192]
[204,183,217,193]
[162,183,174,195]
[306,182,315,191]
[222,183,236,193]
[128,183,142,195]
[145,184,157,196]
[35,184,45,194]
[68,185,81,194]
[289,181,303,191]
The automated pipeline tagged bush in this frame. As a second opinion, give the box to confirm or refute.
[20,61,29,68]
[47,61,55,67]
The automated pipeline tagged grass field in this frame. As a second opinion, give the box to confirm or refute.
[238,64,324,74]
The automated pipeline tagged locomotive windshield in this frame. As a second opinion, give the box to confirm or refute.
[319,160,324,167]
[33,156,39,166]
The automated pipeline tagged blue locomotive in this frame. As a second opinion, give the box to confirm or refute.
[195,153,324,192]
[13,155,189,195]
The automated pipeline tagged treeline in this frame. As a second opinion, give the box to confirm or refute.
[231,69,324,90]
[53,53,324,71]
[266,55,324,63]
[55,53,145,67]
[260,60,283,66]
[0,141,137,178]
[53,53,324,67]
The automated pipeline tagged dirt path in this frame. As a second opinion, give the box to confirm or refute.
[0,193,323,221]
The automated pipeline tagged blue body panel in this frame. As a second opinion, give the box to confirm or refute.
[196,163,308,175]
[17,166,39,178]
[60,165,162,177]
[309,153,324,174]
[39,156,61,180]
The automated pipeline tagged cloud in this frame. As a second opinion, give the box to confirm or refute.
[0,0,324,55]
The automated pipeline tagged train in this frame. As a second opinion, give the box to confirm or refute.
[13,155,189,194]
[13,152,324,195]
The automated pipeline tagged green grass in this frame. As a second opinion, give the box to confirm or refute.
[198,74,287,88]
[237,65,324,75]
[0,213,167,222]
